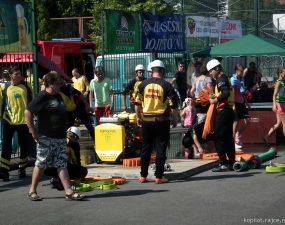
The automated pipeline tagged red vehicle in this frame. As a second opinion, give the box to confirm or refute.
[38,38,97,81]
[0,38,97,82]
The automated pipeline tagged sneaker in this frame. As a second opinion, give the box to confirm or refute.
[262,136,269,147]
[139,177,147,183]
[212,164,230,172]
[18,169,26,178]
[235,134,242,146]
[155,176,168,184]
[235,148,243,152]
[235,143,242,149]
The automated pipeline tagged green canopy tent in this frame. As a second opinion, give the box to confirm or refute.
[189,34,285,58]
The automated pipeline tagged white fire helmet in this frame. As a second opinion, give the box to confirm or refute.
[206,59,221,71]
[135,64,145,71]
[151,60,165,69]
[66,126,81,139]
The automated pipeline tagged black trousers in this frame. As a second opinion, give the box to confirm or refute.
[214,107,235,165]
[44,164,88,180]
[178,89,187,105]
[140,120,170,178]
[1,124,30,171]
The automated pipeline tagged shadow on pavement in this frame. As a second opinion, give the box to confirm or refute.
[86,189,169,199]
[175,171,262,182]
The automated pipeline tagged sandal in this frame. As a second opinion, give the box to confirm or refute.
[28,191,42,201]
[65,191,85,201]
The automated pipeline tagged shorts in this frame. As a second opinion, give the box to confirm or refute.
[35,135,67,169]
[276,102,285,115]
[234,102,250,121]
[95,105,112,125]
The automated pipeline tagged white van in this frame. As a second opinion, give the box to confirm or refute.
[95,53,183,111]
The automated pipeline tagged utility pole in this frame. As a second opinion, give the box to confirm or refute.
[254,0,259,36]
[31,0,39,94]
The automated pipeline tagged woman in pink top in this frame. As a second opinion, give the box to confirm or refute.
[230,64,251,149]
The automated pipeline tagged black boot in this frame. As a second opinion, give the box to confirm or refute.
[0,168,10,181]
[18,168,26,178]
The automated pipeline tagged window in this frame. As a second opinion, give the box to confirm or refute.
[64,54,83,77]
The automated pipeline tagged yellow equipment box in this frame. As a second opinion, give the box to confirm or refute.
[95,123,126,162]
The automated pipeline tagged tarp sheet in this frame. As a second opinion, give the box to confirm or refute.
[189,34,285,58]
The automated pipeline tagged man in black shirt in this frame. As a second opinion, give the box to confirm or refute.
[25,72,85,201]
[170,62,188,107]
[122,64,146,112]
[206,59,235,172]
[243,62,262,92]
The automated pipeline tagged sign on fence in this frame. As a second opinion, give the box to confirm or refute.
[0,2,31,52]
[105,10,140,54]
[141,13,186,53]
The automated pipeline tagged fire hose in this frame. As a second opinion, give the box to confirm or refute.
[233,148,277,172]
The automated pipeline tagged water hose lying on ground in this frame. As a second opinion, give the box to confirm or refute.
[72,179,117,192]
[233,160,249,172]
[233,148,277,172]
[248,148,277,169]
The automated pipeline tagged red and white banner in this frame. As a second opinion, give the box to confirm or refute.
[219,20,242,39]
[185,15,242,40]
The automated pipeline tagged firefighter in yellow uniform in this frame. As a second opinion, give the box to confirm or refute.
[135,60,178,184]
[0,65,33,181]
[122,64,146,113]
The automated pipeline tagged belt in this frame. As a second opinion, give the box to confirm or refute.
[142,117,169,122]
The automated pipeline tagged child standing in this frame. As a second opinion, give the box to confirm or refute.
[230,64,251,149]
[180,98,195,128]
[262,67,285,146]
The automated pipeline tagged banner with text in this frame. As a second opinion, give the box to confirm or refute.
[185,16,242,40]
[105,10,140,54]
[0,1,31,52]
[185,16,219,38]
[219,19,242,43]
[141,13,185,53]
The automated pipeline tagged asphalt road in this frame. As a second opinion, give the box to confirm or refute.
[1,151,285,225]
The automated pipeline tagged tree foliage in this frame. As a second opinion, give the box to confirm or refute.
[35,0,60,40]
[228,0,285,37]
[182,0,227,18]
